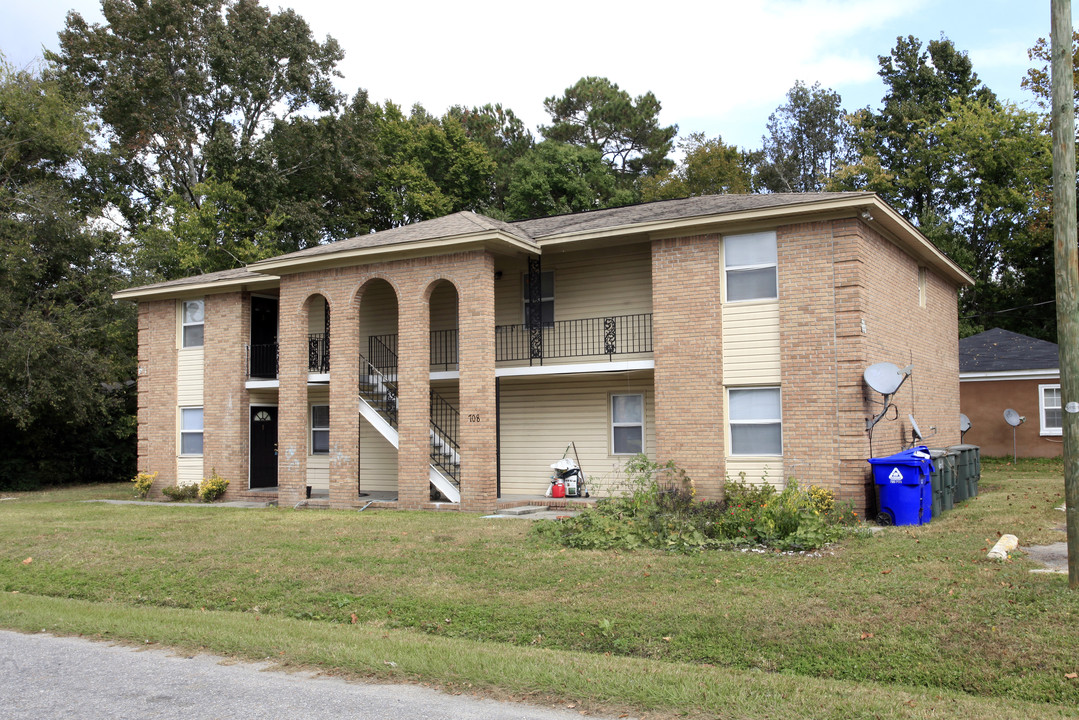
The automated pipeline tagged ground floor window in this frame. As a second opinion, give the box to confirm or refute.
[1040,384,1062,436]
[611,394,644,454]
[311,405,329,453]
[180,407,204,455]
[728,387,782,456]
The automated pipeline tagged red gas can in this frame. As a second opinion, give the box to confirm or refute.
[551,479,566,498]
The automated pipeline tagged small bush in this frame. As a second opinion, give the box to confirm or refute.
[535,456,862,553]
[198,469,229,502]
[131,471,157,499]
[162,483,199,501]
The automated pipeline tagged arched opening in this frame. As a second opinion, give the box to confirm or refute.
[357,279,400,499]
[428,280,460,502]
[304,293,331,498]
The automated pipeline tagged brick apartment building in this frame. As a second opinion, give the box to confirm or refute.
[115,193,973,512]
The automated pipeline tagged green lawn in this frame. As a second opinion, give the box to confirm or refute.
[1,462,1076,719]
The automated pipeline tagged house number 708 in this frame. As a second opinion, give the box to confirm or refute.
[468,414,481,423]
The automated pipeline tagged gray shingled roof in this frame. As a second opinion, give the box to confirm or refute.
[118,266,269,294]
[513,192,871,237]
[959,328,1059,373]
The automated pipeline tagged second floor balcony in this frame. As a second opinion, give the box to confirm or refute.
[247,313,653,379]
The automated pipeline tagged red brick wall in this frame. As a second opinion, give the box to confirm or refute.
[776,218,962,510]
[651,234,725,497]
[137,300,177,495]
[203,292,250,498]
[960,378,1062,457]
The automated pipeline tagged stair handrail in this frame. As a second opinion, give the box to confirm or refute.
[358,353,397,427]
[429,389,460,486]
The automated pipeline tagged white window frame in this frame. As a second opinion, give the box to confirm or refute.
[181,299,205,348]
[179,407,204,456]
[723,231,778,303]
[311,404,329,454]
[610,393,645,455]
[522,270,554,325]
[727,387,783,457]
[1039,383,1062,436]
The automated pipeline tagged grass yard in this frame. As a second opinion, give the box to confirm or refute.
[1,461,1077,720]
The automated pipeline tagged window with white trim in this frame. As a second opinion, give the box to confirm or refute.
[611,394,644,455]
[311,405,329,454]
[1039,384,1062,436]
[728,387,782,456]
[724,231,778,302]
[180,407,204,455]
[182,299,204,348]
[522,271,554,325]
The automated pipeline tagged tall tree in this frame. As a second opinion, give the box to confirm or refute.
[446,103,534,216]
[841,35,996,221]
[541,77,677,183]
[640,132,753,200]
[1021,30,1079,118]
[0,60,135,488]
[754,81,854,193]
[503,140,635,220]
[49,0,346,275]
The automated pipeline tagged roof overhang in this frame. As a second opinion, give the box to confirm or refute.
[112,274,280,302]
[535,195,974,287]
[247,230,537,276]
[960,369,1060,382]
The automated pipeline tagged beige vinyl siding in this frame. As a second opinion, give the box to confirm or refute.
[498,372,654,497]
[725,459,784,489]
[176,347,204,405]
[359,281,398,347]
[494,244,652,327]
[359,420,398,491]
[721,301,780,383]
[429,281,458,332]
[177,456,203,487]
[307,388,329,491]
[307,295,327,335]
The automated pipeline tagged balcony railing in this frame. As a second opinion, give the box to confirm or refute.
[248,343,279,379]
[494,313,652,364]
[309,333,329,373]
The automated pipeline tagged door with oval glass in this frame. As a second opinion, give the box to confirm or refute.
[250,406,278,488]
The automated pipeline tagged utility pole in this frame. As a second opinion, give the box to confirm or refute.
[1051,0,1079,589]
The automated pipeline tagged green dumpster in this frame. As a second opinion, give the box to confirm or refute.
[928,449,957,515]
[950,444,980,501]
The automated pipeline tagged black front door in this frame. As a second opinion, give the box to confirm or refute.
[250,296,279,378]
[250,406,278,488]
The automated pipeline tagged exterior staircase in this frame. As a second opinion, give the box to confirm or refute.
[358,352,461,503]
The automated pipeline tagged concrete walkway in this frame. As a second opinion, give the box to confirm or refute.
[0,630,629,720]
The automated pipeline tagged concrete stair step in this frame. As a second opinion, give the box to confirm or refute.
[499,505,549,516]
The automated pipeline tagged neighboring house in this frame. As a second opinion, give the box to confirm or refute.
[959,328,1062,458]
[115,192,972,513]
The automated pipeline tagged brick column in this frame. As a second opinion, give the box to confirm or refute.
[203,291,250,498]
[329,289,360,508]
[457,253,497,513]
[651,235,725,498]
[397,279,430,509]
[137,300,178,494]
[278,279,309,506]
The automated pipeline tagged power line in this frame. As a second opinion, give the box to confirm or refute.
[959,299,1055,319]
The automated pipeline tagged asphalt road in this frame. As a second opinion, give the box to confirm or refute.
[0,630,627,719]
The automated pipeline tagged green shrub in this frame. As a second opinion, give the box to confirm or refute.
[162,483,199,501]
[535,458,861,553]
[131,471,157,499]
[198,469,229,502]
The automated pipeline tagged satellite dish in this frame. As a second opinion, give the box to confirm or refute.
[909,414,923,440]
[864,362,907,395]
[959,413,972,432]
[1003,408,1026,427]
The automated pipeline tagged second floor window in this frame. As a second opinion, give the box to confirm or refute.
[724,231,778,302]
[182,299,204,348]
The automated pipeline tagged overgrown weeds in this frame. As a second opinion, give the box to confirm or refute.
[535,456,863,552]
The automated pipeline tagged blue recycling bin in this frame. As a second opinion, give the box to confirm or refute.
[868,447,935,526]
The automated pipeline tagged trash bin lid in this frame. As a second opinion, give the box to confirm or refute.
[868,446,933,467]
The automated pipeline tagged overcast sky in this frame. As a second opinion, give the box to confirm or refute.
[1,1,1068,150]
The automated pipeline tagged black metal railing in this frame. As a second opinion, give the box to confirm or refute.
[429,389,460,485]
[247,343,279,379]
[308,333,329,373]
[495,313,652,364]
[368,334,397,375]
[358,354,397,427]
[431,329,459,370]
